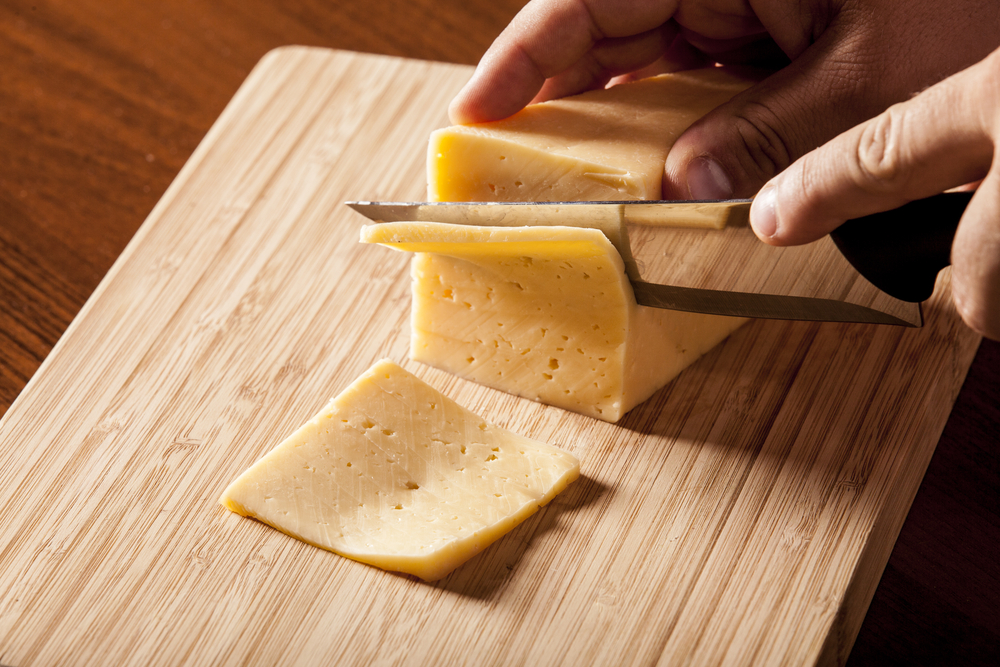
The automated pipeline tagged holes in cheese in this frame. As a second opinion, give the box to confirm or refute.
[364,68,753,422]
[219,359,580,581]
[361,223,745,422]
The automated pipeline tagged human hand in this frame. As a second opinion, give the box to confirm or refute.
[449,0,999,200]
[750,49,1000,339]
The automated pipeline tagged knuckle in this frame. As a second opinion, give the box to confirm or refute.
[731,102,794,185]
[854,105,911,192]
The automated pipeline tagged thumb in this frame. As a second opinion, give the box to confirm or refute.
[749,52,996,246]
[662,27,897,200]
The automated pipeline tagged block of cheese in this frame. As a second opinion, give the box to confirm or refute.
[361,223,744,422]
[219,359,580,581]
[428,67,752,202]
[372,69,751,422]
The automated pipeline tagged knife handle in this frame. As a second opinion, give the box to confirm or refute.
[830,191,971,303]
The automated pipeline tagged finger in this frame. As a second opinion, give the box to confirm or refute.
[951,169,1000,340]
[449,0,679,124]
[606,34,715,86]
[661,25,881,200]
[663,0,1000,202]
[749,54,996,246]
[530,23,678,103]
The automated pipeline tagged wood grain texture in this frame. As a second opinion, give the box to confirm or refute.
[0,0,524,413]
[1,2,997,665]
[0,45,986,666]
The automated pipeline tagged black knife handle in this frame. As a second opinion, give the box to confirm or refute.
[830,191,971,303]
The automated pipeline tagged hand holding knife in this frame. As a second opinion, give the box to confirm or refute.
[349,192,969,327]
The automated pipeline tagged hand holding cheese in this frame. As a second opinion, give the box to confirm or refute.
[450,0,999,200]
[750,48,1000,341]
[389,69,749,422]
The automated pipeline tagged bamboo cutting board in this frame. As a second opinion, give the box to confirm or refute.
[0,47,982,667]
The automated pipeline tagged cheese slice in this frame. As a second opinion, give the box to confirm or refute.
[428,68,752,202]
[361,224,744,422]
[220,359,580,581]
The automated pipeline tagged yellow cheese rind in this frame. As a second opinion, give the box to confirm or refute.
[362,223,745,421]
[220,359,580,581]
[428,68,753,202]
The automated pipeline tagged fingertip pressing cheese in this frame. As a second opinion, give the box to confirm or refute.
[220,359,580,581]
[368,69,752,422]
[428,68,753,202]
[361,224,744,422]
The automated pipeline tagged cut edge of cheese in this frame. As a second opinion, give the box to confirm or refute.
[382,68,754,422]
[220,358,580,581]
[362,223,745,421]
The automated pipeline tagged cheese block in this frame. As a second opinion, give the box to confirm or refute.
[373,69,751,422]
[219,359,580,581]
[428,68,752,202]
[361,223,745,422]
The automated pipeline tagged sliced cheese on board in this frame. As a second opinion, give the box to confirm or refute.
[219,359,579,581]
[428,67,752,202]
[361,223,744,422]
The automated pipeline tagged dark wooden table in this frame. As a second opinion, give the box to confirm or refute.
[2,1,997,663]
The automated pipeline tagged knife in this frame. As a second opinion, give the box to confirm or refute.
[347,192,970,327]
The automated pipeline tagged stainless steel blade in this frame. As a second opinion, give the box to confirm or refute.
[347,200,923,327]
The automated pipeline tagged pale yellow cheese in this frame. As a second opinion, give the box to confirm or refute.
[220,359,580,581]
[361,224,744,422]
[378,69,752,422]
[428,68,752,202]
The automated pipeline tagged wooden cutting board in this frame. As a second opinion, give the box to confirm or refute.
[0,47,981,667]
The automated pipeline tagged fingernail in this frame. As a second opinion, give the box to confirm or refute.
[686,155,733,200]
[751,185,778,238]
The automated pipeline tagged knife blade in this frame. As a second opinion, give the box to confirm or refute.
[347,193,969,327]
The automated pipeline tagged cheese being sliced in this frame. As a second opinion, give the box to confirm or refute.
[361,224,744,422]
[428,68,752,202]
[372,69,751,422]
[220,359,579,581]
